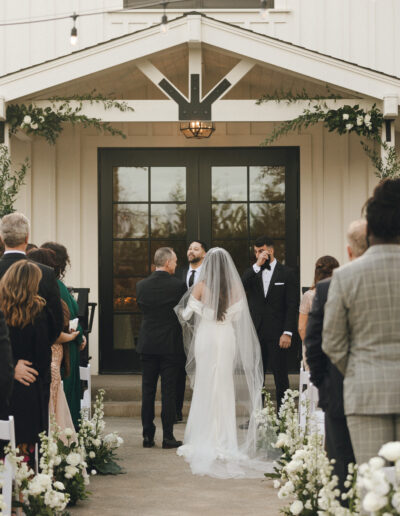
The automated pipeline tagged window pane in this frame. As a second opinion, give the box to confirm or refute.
[249,203,285,238]
[249,166,285,201]
[212,167,247,201]
[113,204,148,238]
[212,203,247,238]
[273,240,286,264]
[150,240,187,270]
[113,314,141,350]
[151,167,186,202]
[114,277,144,312]
[151,204,186,238]
[211,240,250,276]
[113,166,148,202]
[113,241,148,277]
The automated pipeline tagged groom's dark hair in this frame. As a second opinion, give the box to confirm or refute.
[254,236,274,248]
[190,240,208,252]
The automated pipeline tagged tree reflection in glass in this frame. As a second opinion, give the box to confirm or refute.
[212,167,247,201]
[113,241,148,277]
[151,167,186,202]
[250,203,285,238]
[151,204,186,239]
[212,203,247,239]
[113,204,148,238]
[113,167,148,202]
[250,166,285,201]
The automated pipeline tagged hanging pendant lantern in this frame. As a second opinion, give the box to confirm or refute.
[180,121,215,139]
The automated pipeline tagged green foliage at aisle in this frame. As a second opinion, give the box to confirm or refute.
[0,144,29,217]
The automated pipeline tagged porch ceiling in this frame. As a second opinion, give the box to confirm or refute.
[1,13,400,104]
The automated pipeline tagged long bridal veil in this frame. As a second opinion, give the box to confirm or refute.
[175,248,274,478]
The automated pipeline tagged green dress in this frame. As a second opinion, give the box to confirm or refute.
[58,280,83,430]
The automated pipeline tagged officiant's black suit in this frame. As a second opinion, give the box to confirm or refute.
[305,278,355,493]
[242,261,298,408]
[136,271,186,441]
[0,253,63,430]
[174,267,189,419]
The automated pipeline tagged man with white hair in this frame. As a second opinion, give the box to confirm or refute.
[305,218,367,494]
[0,213,63,417]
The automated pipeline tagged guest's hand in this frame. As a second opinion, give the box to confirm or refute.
[256,250,270,268]
[279,334,292,349]
[14,360,38,386]
[80,335,87,351]
[67,330,80,342]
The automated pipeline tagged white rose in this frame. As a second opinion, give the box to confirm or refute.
[39,116,45,123]
[369,456,385,470]
[53,481,65,491]
[54,455,62,466]
[64,428,74,438]
[286,460,303,474]
[64,465,78,478]
[356,115,364,126]
[293,449,307,460]
[342,113,349,120]
[93,439,101,447]
[89,451,96,458]
[117,436,123,446]
[363,492,387,512]
[364,114,371,124]
[379,442,400,462]
[66,452,81,467]
[392,492,400,511]
[30,123,38,130]
[91,469,97,475]
[345,123,354,131]
[48,441,58,456]
[23,115,32,124]
[273,479,280,489]
[290,500,303,515]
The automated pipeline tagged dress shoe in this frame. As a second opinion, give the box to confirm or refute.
[175,412,183,423]
[143,436,155,448]
[162,437,182,449]
[239,420,249,430]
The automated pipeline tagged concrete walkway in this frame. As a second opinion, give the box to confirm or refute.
[70,417,285,516]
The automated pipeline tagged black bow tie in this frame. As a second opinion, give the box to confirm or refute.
[260,262,271,271]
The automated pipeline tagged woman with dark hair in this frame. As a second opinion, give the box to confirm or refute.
[40,242,86,430]
[298,255,339,366]
[28,248,79,435]
[323,178,400,464]
[0,260,49,459]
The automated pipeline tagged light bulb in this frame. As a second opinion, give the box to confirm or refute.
[260,0,268,20]
[70,26,78,45]
[160,13,168,34]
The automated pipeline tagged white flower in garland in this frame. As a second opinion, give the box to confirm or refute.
[23,115,32,124]
[342,113,350,120]
[66,452,82,467]
[346,123,354,131]
[289,500,303,514]
[356,115,364,126]
[64,465,79,479]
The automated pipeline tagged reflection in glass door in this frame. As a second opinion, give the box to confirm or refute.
[99,148,299,373]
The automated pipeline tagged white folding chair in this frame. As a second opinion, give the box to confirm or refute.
[0,416,16,516]
[79,364,92,419]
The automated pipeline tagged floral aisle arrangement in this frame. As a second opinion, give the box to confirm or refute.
[40,424,90,506]
[78,389,124,475]
[4,444,70,515]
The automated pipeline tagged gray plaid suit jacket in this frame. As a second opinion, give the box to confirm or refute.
[322,244,400,416]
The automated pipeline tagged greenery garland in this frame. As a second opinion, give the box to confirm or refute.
[258,90,400,179]
[6,90,134,145]
[0,144,29,217]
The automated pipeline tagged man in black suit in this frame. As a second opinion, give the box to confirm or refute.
[242,236,298,410]
[305,219,366,493]
[0,310,13,420]
[174,240,207,422]
[137,247,187,449]
[0,213,63,424]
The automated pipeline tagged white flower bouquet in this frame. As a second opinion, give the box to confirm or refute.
[78,389,124,475]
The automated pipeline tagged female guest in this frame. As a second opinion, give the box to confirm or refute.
[298,255,339,368]
[28,248,79,434]
[0,261,49,459]
[41,242,86,430]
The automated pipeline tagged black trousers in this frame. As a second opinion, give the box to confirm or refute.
[258,332,289,411]
[175,365,186,417]
[140,353,182,440]
[325,413,355,495]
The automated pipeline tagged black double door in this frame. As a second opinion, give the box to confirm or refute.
[99,147,300,373]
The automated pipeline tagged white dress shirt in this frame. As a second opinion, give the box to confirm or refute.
[186,264,202,288]
[4,250,26,255]
[252,259,292,337]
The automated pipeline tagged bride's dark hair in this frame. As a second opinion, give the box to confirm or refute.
[217,270,229,322]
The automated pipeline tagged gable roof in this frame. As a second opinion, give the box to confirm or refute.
[1,11,400,102]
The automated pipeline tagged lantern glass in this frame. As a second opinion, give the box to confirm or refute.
[180,121,215,139]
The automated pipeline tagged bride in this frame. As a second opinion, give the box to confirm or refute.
[174,247,274,479]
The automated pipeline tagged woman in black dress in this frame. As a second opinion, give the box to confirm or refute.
[0,260,51,458]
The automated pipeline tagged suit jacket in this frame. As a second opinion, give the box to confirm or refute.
[136,271,187,355]
[0,309,14,418]
[175,266,189,287]
[242,261,299,341]
[0,253,63,345]
[305,278,345,417]
[322,244,400,416]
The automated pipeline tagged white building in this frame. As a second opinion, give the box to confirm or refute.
[1,0,399,374]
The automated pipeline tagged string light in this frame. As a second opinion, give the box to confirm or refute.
[260,0,268,20]
[70,13,78,46]
[160,2,168,34]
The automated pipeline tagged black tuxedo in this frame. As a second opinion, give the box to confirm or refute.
[0,309,13,419]
[174,267,190,419]
[242,261,298,408]
[305,278,354,493]
[136,271,186,440]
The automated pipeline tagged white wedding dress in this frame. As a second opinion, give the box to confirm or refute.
[175,248,275,479]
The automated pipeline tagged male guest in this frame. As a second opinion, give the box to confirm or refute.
[323,178,400,464]
[175,240,207,421]
[305,219,366,492]
[137,247,187,449]
[242,236,298,411]
[0,213,63,425]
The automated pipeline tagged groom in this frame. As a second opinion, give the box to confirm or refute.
[242,236,298,410]
[136,247,187,449]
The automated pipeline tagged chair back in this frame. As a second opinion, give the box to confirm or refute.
[79,364,92,419]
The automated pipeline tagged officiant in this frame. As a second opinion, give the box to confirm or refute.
[174,241,207,422]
